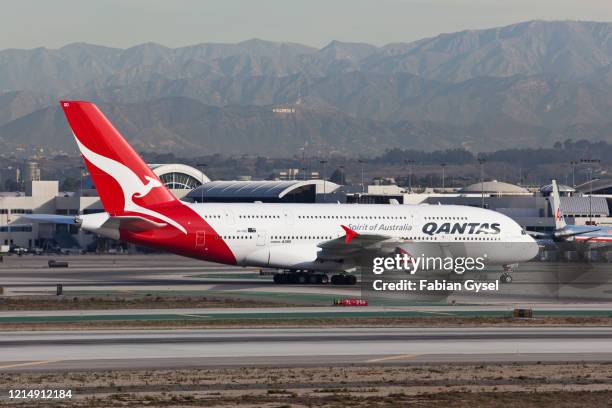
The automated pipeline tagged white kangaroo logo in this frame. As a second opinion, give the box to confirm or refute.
[74,135,187,234]
[134,176,161,198]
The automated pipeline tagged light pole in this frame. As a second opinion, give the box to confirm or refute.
[320,160,327,201]
[405,159,415,192]
[440,163,446,192]
[79,165,85,196]
[358,159,365,192]
[197,163,207,203]
[478,157,486,208]
[570,160,579,187]
[580,159,601,225]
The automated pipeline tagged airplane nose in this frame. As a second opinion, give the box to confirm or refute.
[523,236,540,262]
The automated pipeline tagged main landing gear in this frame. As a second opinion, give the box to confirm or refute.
[273,270,356,285]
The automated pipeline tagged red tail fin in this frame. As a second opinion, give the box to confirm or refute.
[61,101,177,215]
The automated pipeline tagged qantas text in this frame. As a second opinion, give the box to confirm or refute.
[422,222,501,236]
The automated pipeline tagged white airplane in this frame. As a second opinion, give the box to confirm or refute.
[532,179,612,251]
[26,101,539,285]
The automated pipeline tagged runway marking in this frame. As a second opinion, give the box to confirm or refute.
[0,360,60,370]
[366,354,419,363]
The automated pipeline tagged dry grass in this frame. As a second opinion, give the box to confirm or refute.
[2,315,612,331]
[2,363,612,407]
[0,295,296,311]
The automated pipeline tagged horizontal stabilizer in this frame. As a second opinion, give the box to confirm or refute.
[101,216,167,233]
[21,214,78,224]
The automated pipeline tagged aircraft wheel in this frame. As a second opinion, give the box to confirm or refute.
[309,274,319,284]
[320,274,329,284]
[297,273,308,284]
[288,273,299,284]
[500,273,513,284]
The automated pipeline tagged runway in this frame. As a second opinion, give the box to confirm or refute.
[0,254,358,303]
[2,327,612,372]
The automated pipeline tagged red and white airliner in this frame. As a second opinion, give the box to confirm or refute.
[28,101,539,284]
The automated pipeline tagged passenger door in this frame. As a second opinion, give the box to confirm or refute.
[224,210,235,225]
[195,231,206,247]
[284,210,294,225]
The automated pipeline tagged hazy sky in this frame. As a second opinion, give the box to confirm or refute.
[2,0,612,50]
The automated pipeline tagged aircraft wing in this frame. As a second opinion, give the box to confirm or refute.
[316,225,400,261]
[556,228,602,239]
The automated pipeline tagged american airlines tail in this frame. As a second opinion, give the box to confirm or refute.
[550,179,567,229]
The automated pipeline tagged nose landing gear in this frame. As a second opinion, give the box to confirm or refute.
[500,264,516,284]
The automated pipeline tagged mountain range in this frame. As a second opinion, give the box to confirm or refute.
[2,20,612,156]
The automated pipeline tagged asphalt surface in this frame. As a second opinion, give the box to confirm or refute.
[2,254,612,303]
[2,327,612,372]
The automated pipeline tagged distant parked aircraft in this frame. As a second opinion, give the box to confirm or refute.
[530,180,612,252]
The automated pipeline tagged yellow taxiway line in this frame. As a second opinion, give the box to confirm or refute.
[0,360,61,370]
[366,354,419,363]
